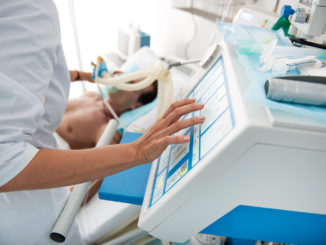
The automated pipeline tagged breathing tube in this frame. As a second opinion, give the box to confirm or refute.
[94,56,173,118]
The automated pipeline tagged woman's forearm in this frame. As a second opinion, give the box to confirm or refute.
[69,70,93,82]
[0,143,140,192]
[0,98,205,193]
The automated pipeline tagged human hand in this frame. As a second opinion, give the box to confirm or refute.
[70,70,94,83]
[82,71,94,83]
[132,98,205,164]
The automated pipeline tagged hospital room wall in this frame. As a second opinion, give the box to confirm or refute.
[54,0,219,98]
[54,0,292,71]
[54,0,218,72]
[53,0,283,98]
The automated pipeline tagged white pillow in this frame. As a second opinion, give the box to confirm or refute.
[120,46,160,72]
[118,46,192,102]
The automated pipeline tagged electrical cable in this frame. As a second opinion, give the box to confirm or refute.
[289,37,326,50]
[67,0,87,93]
[274,0,280,12]
[167,59,201,69]
[221,0,233,22]
[184,13,198,59]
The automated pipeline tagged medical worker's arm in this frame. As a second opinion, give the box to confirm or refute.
[69,70,93,82]
[0,99,204,192]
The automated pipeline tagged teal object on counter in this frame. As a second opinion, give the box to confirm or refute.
[271,5,295,36]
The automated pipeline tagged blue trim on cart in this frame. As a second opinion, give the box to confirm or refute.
[201,205,326,245]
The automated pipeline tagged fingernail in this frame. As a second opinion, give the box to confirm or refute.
[183,136,190,141]
[199,116,205,120]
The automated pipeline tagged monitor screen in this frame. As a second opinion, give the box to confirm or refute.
[149,57,235,207]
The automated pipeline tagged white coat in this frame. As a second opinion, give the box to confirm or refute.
[0,0,84,244]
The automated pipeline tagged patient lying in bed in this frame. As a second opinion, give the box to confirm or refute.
[56,78,158,149]
[64,48,191,244]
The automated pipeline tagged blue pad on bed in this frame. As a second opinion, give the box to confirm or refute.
[98,131,151,205]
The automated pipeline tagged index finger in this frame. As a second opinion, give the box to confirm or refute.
[163,102,204,127]
[161,98,196,119]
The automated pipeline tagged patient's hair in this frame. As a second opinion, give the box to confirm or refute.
[138,80,158,105]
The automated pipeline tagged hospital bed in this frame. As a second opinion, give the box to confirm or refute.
[54,46,195,245]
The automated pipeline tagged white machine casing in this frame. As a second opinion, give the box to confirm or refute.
[232,5,279,29]
[138,41,326,242]
[290,0,326,37]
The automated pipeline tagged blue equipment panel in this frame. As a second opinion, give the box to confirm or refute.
[99,132,151,205]
[201,205,326,245]
[149,57,235,207]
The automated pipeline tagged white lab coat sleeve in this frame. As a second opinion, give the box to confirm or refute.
[0,72,42,187]
[0,0,62,187]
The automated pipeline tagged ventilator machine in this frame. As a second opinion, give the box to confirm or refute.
[138,41,326,244]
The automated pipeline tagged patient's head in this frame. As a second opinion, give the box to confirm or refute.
[107,79,158,115]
